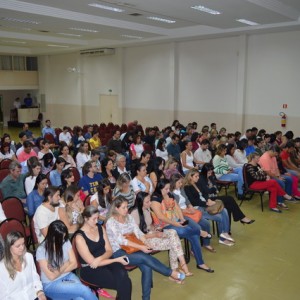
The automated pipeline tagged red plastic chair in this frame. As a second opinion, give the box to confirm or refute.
[0,218,26,240]
[84,195,92,207]
[1,197,32,247]
[0,168,10,183]
[0,159,12,169]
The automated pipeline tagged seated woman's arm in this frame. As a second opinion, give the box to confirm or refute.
[246,164,267,181]
[150,200,184,227]
[58,207,78,233]
[76,227,127,267]
[38,245,77,281]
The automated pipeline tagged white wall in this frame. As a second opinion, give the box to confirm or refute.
[35,29,300,135]
[245,31,300,133]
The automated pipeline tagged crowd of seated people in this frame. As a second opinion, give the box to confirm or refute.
[1,119,300,299]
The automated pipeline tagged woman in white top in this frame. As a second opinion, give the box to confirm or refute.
[234,140,248,164]
[91,179,112,222]
[226,144,245,168]
[24,157,42,195]
[155,138,169,161]
[0,142,17,162]
[0,203,6,222]
[131,163,153,194]
[37,139,55,162]
[180,141,196,174]
[129,135,144,160]
[76,141,91,176]
[0,231,46,300]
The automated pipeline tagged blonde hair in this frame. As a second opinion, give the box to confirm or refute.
[4,232,26,280]
[183,168,199,186]
[165,157,178,170]
[247,152,260,162]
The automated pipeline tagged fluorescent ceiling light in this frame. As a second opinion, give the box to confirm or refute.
[236,19,259,26]
[1,17,40,24]
[191,5,221,15]
[58,33,82,37]
[147,16,176,24]
[2,40,26,44]
[70,27,98,33]
[48,44,69,48]
[121,34,143,39]
[88,3,124,12]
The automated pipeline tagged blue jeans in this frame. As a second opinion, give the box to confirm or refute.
[164,223,205,266]
[274,175,292,204]
[198,207,230,235]
[219,167,244,195]
[113,248,172,300]
[43,272,98,300]
[185,215,211,246]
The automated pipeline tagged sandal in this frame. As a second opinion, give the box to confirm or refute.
[180,263,193,277]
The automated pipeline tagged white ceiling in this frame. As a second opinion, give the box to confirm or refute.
[0,0,300,55]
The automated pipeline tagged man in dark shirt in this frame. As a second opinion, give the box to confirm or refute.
[143,127,156,149]
[107,130,123,154]
[24,93,33,107]
[166,134,181,161]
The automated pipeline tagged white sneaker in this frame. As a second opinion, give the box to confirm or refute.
[220,233,235,243]
[219,239,234,246]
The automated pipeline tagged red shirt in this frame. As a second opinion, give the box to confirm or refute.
[280,150,290,161]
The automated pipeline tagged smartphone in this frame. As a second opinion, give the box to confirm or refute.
[181,220,189,226]
[123,256,130,263]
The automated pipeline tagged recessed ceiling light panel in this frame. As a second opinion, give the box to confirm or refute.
[48,44,69,48]
[147,16,176,24]
[0,17,40,24]
[88,3,124,12]
[191,5,221,15]
[70,27,98,33]
[58,33,82,37]
[236,19,259,26]
[121,34,143,39]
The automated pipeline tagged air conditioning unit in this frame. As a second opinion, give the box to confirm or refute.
[80,48,115,56]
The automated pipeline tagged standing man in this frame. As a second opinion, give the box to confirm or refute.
[42,119,56,138]
[24,93,33,107]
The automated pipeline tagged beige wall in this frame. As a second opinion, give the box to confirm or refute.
[0,71,38,87]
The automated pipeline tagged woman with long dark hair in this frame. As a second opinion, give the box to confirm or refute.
[49,157,66,186]
[25,157,42,195]
[151,179,214,272]
[149,157,165,190]
[36,220,98,300]
[131,191,192,276]
[27,174,47,217]
[199,163,254,228]
[90,179,112,221]
[101,158,116,188]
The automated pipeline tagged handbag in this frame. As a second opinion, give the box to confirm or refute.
[205,199,224,215]
[120,233,145,254]
[183,209,202,223]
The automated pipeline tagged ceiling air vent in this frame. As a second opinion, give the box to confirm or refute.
[80,48,115,56]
